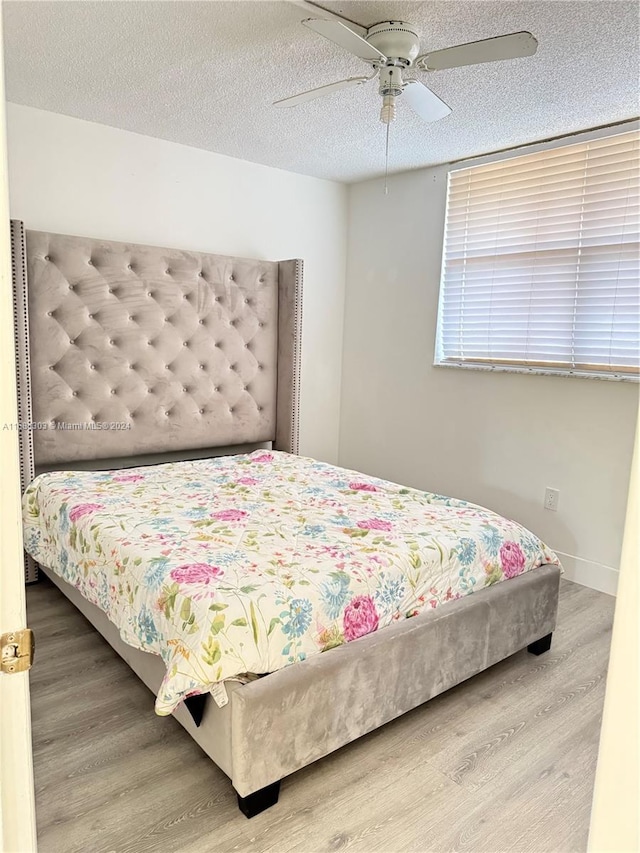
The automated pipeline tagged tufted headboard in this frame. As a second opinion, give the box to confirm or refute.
[10,221,303,581]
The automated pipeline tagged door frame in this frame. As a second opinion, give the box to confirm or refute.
[0,9,38,852]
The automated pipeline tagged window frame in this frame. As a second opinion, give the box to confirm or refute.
[434,121,640,383]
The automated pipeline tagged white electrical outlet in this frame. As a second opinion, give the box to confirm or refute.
[544,487,560,512]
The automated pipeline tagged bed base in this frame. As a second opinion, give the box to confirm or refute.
[40,562,560,816]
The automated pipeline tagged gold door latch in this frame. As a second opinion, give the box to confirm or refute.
[1,629,35,673]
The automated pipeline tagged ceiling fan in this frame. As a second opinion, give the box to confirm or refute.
[274,16,538,127]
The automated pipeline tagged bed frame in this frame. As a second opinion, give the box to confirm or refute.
[11,221,561,817]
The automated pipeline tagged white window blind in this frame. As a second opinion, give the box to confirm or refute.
[436,128,640,379]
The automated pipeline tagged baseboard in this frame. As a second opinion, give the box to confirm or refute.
[555,551,619,596]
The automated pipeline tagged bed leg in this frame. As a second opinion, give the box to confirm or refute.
[236,780,281,818]
[527,632,552,655]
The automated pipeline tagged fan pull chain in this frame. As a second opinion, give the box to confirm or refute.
[384,120,390,195]
[380,94,396,196]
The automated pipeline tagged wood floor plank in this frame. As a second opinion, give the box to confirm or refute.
[413,711,605,853]
[27,578,614,853]
[428,645,609,791]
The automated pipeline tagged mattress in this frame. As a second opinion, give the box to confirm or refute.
[23,450,560,714]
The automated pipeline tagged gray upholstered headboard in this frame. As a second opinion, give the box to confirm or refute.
[10,221,303,581]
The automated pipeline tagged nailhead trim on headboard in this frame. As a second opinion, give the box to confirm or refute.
[274,258,303,456]
[10,220,38,583]
[291,259,303,456]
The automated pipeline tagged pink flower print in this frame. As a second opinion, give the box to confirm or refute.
[112,473,144,483]
[237,477,259,486]
[499,541,526,579]
[212,509,248,522]
[251,453,273,463]
[349,482,378,492]
[69,503,104,522]
[343,595,379,641]
[357,519,393,532]
[169,563,224,585]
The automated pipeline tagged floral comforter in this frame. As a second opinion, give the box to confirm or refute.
[23,450,559,715]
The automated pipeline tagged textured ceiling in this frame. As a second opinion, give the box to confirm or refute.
[3,0,639,182]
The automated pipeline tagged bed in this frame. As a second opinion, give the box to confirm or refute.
[12,221,561,818]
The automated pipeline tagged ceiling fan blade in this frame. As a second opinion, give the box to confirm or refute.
[417,31,538,71]
[302,18,386,62]
[403,80,452,123]
[273,76,370,108]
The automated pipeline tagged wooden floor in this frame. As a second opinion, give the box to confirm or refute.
[27,578,615,853]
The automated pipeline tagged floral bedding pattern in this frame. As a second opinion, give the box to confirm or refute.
[23,450,559,715]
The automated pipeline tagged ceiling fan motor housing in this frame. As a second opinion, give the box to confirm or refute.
[366,21,421,66]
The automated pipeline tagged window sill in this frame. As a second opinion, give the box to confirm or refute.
[433,361,640,383]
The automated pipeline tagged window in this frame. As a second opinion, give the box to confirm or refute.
[435,127,640,380]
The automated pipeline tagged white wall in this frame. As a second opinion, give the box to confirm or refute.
[6,103,348,464]
[341,165,638,594]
